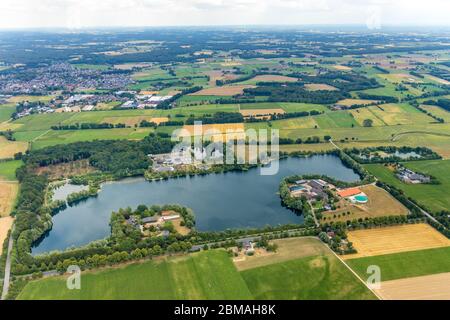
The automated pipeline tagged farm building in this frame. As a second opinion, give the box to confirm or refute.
[337,187,369,204]
[288,179,333,201]
[396,168,431,184]
[142,216,159,224]
[337,188,362,198]
[162,214,180,222]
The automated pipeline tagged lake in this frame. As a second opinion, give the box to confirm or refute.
[32,155,360,254]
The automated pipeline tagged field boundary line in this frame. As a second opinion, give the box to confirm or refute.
[325,244,383,300]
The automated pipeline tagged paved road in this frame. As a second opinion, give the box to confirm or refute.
[1,226,14,300]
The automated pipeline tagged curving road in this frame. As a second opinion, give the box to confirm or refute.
[1,225,14,300]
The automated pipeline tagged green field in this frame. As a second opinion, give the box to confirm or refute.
[17,250,252,300]
[241,253,376,300]
[17,243,377,300]
[30,128,154,150]
[0,160,22,180]
[0,104,15,123]
[346,246,450,282]
[364,159,450,212]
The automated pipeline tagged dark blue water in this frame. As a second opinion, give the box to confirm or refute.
[32,155,360,254]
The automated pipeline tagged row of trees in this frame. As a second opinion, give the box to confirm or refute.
[345,146,441,164]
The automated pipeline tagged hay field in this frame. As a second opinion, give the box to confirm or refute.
[240,108,285,118]
[0,137,28,159]
[421,105,450,122]
[249,74,298,83]
[189,85,255,96]
[368,104,433,125]
[350,108,385,126]
[0,216,13,254]
[179,123,245,140]
[343,224,450,259]
[337,99,379,106]
[375,272,450,300]
[321,185,408,223]
[305,83,338,91]
[424,74,450,85]
[382,73,422,83]
[103,116,168,126]
[333,65,352,71]
[233,237,328,271]
[0,182,18,217]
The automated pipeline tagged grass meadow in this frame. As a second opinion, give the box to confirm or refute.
[346,246,450,282]
[17,242,377,300]
[364,160,450,213]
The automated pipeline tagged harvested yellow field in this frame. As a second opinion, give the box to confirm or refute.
[220,61,242,67]
[7,95,54,104]
[376,273,450,300]
[382,73,422,83]
[350,108,385,126]
[337,99,379,106]
[279,143,337,153]
[140,91,159,95]
[189,85,255,96]
[150,117,169,125]
[0,121,23,131]
[179,123,245,141]
[343,224,450,259]
[368,104,428,125]
[305,83,338,91]
[333,65,352,71]
[233,237,328,271]
[322,185,408,224]
[0,182,18,217]
[240,108,285,118]
[250,75,298,82]
[0,216,13,254]
[0,137,28,159]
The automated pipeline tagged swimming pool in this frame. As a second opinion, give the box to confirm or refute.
[354,194,369,203]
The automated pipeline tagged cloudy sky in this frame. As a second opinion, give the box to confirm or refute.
[0,0,449,29]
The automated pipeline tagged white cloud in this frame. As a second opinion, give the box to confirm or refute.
[0,0,449,29]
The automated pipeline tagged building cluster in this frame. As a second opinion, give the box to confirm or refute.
[149,147,222,173]
[125,211,182,238]
[396,167,431,184]
[0,63,133,94]
[119,93,173,109]
[289,179,334,204]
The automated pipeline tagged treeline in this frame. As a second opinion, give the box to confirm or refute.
[20,222,315,276]
[292,71,380,92]
[245,110,323,122]
[357,93,399,103]
[11,170,53,270]
[377,181,449,238]
[23,133,175,177]
[185,112,243,125]
[51,122,126,130]
[423,98,450,112]
[0,129,15,141]
[346,146,441,164]
[410,101,444,123]
[372,65,390,74]
[243,83,347,104]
